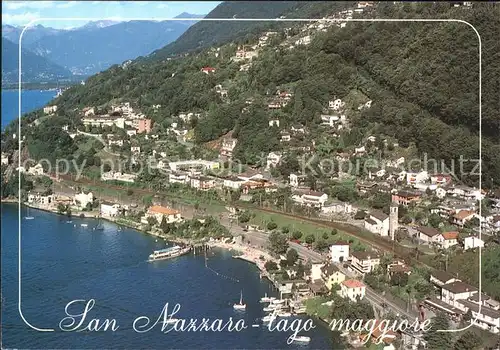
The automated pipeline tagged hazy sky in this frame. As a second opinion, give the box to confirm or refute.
[2,1,221,29]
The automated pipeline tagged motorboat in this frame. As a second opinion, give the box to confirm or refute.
[292,336,310,343]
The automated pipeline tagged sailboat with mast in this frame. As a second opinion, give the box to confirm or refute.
[24,206,34,220]
[233,290,246,310]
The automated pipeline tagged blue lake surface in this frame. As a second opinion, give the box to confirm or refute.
[1,89,56,129]
[1,204,339,349]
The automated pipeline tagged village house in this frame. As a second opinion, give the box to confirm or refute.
[201,67,216,74]
[406,171,429,185]
[350,251,380,274]
[27,192,54,206]
[136,118,152,133]
[280,132,291,142]
[321,264,346,290]
[354,146,366,154]
[386,260,412,277]
[73,191,94,209]
[223,176,246,190]
[321,200,353,215]
[457,300,500,334]
[1,152,9,165]
[391,191,421,207]
[108,138,124,147]
[237,170,264,182]
[441,281,478,310]
[190,176,216,191]
[291,190,329,208]
[328,98,345,111]
[452,210,476,227]
[416,226,441,244]
[467,292,500,311]
[43,105,57,114]
[130,146,141,154]
[101,171,137,183]
[329,241,350,263]
[220,138,237,158]
[141,205,182,225]
[435,187,447,199]
[361,320,397,346]
[321,114,340,127]
[435,231,459,249]
[463,236,485,251]
[268,118,280,127]
[288,124,304,134]
[309,261,325,282]
[266,152,282,169]
[100,201,121,217]
[289,173,307,187]
[429,270,461,288]
[446,185,484,200]
[430,174,452,186]
[126,129,137,136]
[364,210,390,236]
[27,163,44,176]
[340,279,366,302]
[168,160,220,172]
[168,172,190,184]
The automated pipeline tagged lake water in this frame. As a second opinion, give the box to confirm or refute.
[1,204,340,349]
[1,89,56,129]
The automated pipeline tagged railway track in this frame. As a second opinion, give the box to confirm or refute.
[51,173,431,269]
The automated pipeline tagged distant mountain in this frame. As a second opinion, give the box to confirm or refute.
[1,17,203,77]
[79,20,122,30]
[2,24,63,46]
[1,37,72,84]
[146,1,351,60]
[176,12,206,19]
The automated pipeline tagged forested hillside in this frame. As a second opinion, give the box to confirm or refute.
[1,37,72,83]
[4,1,499,188]
[147,1,352,60]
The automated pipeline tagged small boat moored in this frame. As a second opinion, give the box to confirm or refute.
[292,336,311,343]
[233,290,246,311]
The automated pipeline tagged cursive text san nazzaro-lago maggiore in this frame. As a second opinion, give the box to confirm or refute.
[58,299,431,344]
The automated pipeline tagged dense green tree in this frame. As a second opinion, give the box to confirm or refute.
[424,313,452,349]
[268,231,289,255]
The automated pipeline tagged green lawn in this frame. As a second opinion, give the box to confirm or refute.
[249,210,368,250]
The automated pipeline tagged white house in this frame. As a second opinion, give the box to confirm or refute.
[266,152,282,169]
[1,152,9,165]
[441,281,478,310]
[330,241,350,263]
[435,187,447,199]
[223,176,246,189]
[100,202,121,217]
[73,191,94,208]
[340,279,366,302]
[350,251,380,274]
[310,262,325,282]
[464,236,485,251]
[364,210,390,237]
[321,201,353,215]
[452,210,476,227]
[292,190,328,208]
[416,226,441,244]
[28,163,44,176]
[43,105,57,114]
[328,99,345,111]
[169,172,190,184]
[131,146,141,154]
[221,138,237,158]
[459,300,500,334]
[289,173,307,187]
[321,114,339,127]
[435,231,459,249]
[141,205,182,225]
[406,171,429,185]
[269,119,280,127]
